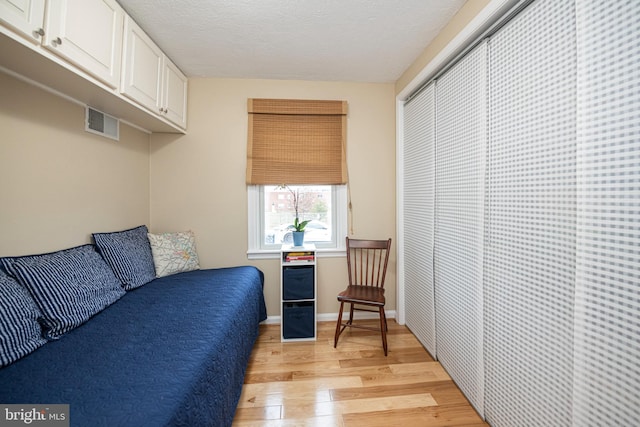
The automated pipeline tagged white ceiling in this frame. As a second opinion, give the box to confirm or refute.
[117,0,466,82]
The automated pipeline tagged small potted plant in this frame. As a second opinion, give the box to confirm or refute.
[279,185,310,246]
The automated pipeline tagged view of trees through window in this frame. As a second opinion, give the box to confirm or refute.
[264,185,332,245]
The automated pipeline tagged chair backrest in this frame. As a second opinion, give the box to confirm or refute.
[346,237,392,289]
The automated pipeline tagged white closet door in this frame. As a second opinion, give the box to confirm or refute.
[434,41,487,415]
[484,0,576,425]
[403,83,436,357]
[574,1,640,425]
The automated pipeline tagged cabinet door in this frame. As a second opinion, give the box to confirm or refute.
[0,0,45,43]
[120,15,163,113]
[162,59,188,128]
[44,0,123,88]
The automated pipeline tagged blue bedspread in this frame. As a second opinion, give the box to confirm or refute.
[0,266,267,427]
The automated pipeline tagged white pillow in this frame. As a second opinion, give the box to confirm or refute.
[147,230,200,278]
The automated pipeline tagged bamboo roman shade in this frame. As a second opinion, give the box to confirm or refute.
[246,98,348,185]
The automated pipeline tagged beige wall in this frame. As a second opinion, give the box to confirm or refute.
[395,0,491,94]
[0,0,488,319]
[0,73,150,256]
[149,78,396,318]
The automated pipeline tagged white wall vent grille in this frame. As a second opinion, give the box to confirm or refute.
[85,107,119,141]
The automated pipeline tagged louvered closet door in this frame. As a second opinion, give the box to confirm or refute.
[484,1,576,426]
[403,83,436,357]
[434,41,487,415]
[573,1,640,425]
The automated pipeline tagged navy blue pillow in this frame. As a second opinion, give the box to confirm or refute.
[93,225,156,290]
[1,245,125,340]
[0,270,47,366]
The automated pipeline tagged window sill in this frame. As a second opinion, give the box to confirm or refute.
[247,247,346,260]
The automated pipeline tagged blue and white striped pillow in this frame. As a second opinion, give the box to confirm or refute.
[1,245,125,340]
[0,270,47,367]
[93,225,156,290]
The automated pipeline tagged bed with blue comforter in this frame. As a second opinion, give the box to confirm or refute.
[0,266,267,427]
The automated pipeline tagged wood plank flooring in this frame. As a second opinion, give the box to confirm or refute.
[233,320,488,426]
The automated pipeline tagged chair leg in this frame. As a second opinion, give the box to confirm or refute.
[384,309,388,332]
[334,301,345,348]
[348,303,354,325]
[379,307,388,356]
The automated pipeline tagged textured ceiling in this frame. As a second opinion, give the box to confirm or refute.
[117,0,466,82]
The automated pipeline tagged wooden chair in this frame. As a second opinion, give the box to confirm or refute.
[334,237,392,356]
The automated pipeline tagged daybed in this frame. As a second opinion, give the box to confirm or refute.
[0,226,267,427]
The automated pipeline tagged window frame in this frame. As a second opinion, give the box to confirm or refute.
[247,184,347,259]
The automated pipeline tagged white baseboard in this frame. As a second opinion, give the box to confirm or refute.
[262,310,397,325]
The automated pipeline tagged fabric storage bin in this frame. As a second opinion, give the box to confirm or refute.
[282,302,314,339]
[283,266,314,300]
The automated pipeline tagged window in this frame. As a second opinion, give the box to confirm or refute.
[248,184,347,257]
[246,98,349,258]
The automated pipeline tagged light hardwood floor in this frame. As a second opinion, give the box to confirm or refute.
[233,320,488,426]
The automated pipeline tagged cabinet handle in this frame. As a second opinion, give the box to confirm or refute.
[159,108,168,114]
[54,37,62,46]
[35,28,45,37]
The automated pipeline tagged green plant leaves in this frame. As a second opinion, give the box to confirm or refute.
[293,218,310,232]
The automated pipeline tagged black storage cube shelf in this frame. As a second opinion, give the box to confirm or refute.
[282,302,314,339]
[283,266,314,300]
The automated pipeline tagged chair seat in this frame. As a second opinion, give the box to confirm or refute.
[337,285,385,306]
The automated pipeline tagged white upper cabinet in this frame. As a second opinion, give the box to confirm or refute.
[162,57,187,128]
[0,0,187,132]
[121,15,187,128]
[121,15,163,112]
[44,0,123,88]
[0,0,45,43]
